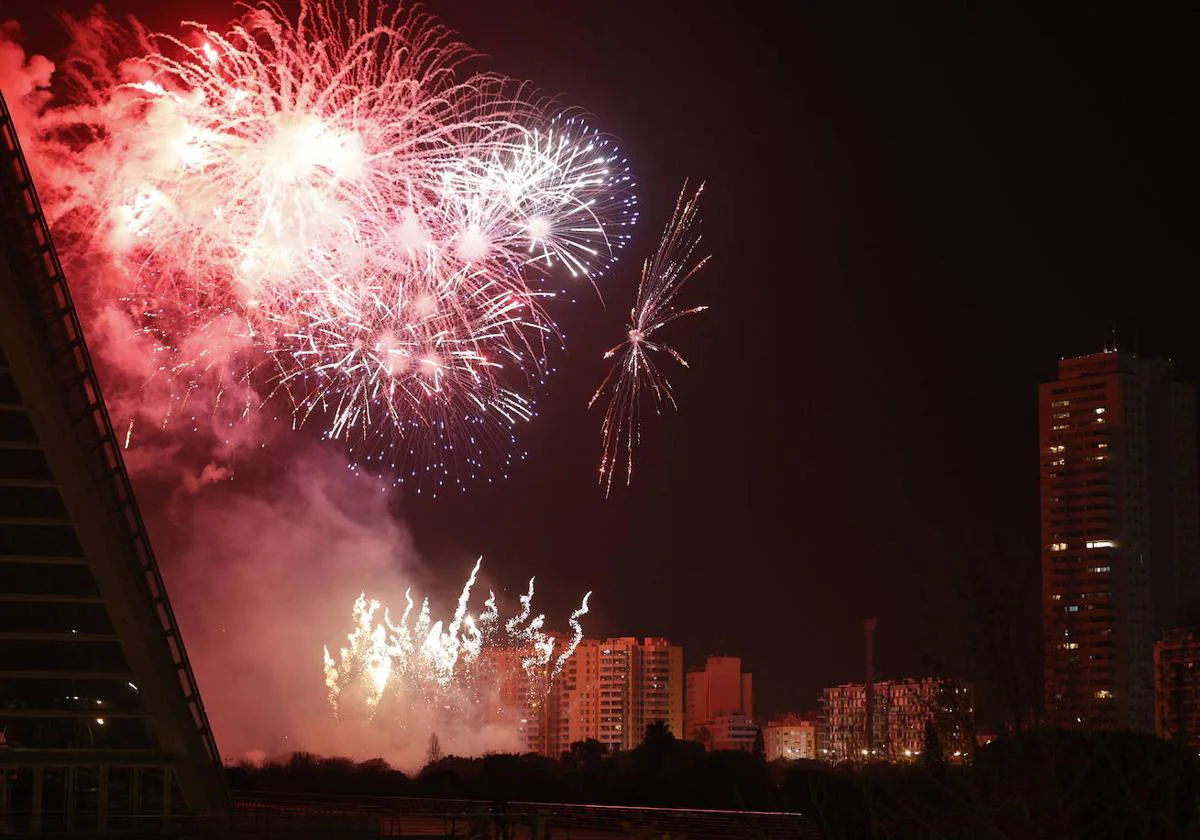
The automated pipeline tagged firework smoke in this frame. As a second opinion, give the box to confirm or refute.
[0,21,53,132]
[591,182,710,496]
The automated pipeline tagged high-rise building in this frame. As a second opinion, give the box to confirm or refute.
[1153,626,1200,752]
[597,637,635,752]
[541,637,683,757]
[763,713,819,761]
[1040,351,1200,731]
[821,678,974,763]
[0,93,228,830]
[633,637,684,740]
[684,655,753,743]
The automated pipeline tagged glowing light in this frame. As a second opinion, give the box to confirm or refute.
[323,559,590,731]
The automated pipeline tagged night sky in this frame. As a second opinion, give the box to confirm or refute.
[14,1,1199,725]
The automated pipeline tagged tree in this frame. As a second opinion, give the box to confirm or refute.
[693,726,712,750]
[921,719,945,770]
[644,719,675,748]
[568,738,607,769]
[753,727,766,760]
[425,732,442,767]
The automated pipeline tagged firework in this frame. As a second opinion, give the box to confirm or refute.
[590,182,711,496]
[323,559,590,734]
[27,1,638,488]
[436,113,639,285]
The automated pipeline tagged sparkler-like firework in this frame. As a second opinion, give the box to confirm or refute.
[323,559,590,737]
[26,0,638,490]
[590,182,710,496]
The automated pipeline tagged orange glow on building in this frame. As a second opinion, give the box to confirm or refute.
[685,655,753,747]
[1039,351,1199,732]
[763,713,819,761]
[540,637,683,756]
[821,678,974,763]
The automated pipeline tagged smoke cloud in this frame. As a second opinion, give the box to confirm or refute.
[153,449,523,771]
[0,21,53,135]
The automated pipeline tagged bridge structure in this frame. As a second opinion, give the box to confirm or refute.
[0,91,230,833]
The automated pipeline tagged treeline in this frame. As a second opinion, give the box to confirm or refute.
[227,727,1200,839]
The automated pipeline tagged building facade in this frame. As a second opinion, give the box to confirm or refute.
[821,678,974,763]
[540,637,683,756]
[763,714,818,761]
[633,636,685,739]
[1040,351,1200,732]
[709,713,758,752]
[685,655,753,743]
[1153,626,1200,752]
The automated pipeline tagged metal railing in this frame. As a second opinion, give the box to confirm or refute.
[234,790,822,839]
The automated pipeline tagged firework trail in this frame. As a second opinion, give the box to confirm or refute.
[323,559,590,736]
[590,182,710,496]
[24,1,637,490]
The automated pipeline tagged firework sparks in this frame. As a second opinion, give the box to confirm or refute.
[26,1,637,490]
[590,182,711,496]
[323,559,590,735]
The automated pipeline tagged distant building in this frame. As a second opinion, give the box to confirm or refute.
[821,678,974,763]
[1154,626,1200,752]
[685,655,753,744]
[541,637,683,756]
[763,713,818,761]
[710,713,758,752]
[1040,351,1200,732]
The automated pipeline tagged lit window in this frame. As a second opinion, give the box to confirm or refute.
[1095,407,1105,414]
[1095,690,1113,700]
[1088,566,1112,574]
[1061,642,1079,650]
[1086,540,1117,549]
[1050,542,1068,552]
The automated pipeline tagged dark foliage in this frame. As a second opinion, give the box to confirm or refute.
[229,729,1200,838]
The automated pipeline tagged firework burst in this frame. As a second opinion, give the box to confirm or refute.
[590,182,710,496]
[26,1,638,490]
[323,559,590,734]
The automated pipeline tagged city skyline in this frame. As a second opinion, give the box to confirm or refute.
[7,0,1198,732]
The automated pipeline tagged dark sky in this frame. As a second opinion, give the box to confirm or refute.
[16,1,1200,724]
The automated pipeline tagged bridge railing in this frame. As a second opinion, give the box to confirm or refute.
[233,789,822,839]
